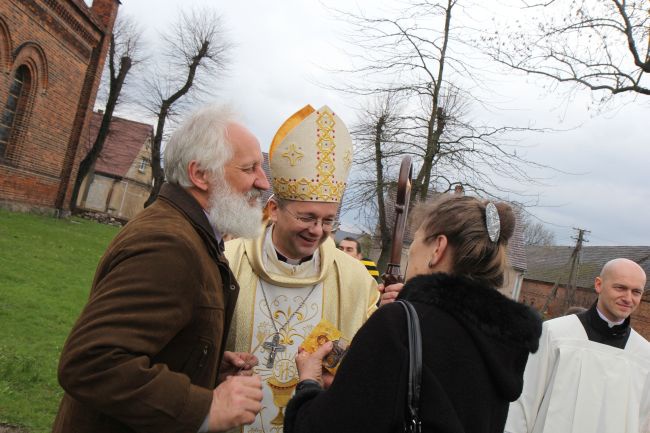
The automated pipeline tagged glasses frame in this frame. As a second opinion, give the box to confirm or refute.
[283,207,340,231]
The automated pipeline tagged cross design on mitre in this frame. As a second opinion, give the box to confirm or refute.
[282,143,304,166]
[262,333,286,368]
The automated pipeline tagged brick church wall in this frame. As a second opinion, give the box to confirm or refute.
[0,0,118,212]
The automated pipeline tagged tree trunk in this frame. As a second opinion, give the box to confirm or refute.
[70,43,132,211]
[374,115,392,273]
[144,41,210,207]
[411,0,453,202]
[145,105,169,207]
[376,237,392,276]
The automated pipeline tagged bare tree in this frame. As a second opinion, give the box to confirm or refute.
[515,205,556,246]
[71,13,143,211]
[485,0,649,99]
[334,1,554,266]
[141,8,231,207]
[331,0,463,203]
[523,220,556,246]
[346,93,407,269]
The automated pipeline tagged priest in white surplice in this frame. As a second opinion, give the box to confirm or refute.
[225,105,379,433]
[505,258,650,433]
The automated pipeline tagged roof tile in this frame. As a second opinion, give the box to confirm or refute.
[525,245,650,290]
[81,111,154,179]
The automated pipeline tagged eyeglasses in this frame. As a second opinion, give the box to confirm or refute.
[283,208,340,231]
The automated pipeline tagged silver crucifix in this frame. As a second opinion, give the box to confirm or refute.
[262,333,286,368]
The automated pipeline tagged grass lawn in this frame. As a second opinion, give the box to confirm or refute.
[0,209,119,433]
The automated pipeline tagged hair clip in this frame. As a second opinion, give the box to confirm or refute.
[485,202,500,242]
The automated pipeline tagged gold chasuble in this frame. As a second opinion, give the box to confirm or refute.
[225,104,379,433]
[225,227,378,433]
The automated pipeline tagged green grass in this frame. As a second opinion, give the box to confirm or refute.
[0,209,119,433]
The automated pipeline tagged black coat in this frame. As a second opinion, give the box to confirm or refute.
[285,273,542,433]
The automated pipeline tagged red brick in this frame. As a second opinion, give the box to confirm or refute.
[0,0,119,211]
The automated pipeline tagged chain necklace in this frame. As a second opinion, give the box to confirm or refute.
[259,279,318,368]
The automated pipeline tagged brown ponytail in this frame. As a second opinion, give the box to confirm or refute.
[414,195,516,287]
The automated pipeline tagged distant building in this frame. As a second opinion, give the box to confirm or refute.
[0,0,119,214]
[76,111,153,221]
[499,206,527,299]
[520,245,650,339]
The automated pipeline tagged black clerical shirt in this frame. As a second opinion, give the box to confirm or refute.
[275,250,313,265]
[576,303,631,349]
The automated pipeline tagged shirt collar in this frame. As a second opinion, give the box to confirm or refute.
[595,306,626,328]
[275,249,313,265]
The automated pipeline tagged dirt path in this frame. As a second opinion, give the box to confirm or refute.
[0,424,26,433]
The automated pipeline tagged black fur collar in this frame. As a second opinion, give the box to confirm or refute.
[399,273,542,352]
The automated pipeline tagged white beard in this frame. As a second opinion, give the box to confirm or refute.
[206,180,263,239]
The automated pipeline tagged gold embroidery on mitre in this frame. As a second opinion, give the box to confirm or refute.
[281,143,304,166]
[270,106,351,202]
[316,110,336,179]
[271,177,346,202]
[271,177,347,202]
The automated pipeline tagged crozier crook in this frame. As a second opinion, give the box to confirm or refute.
[382,156,413,286]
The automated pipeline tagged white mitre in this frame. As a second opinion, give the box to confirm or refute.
[269,105,353,203]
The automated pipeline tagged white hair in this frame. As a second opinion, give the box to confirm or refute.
[164,104,237,187]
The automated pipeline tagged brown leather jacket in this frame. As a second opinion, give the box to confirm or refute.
[52,183,239,433]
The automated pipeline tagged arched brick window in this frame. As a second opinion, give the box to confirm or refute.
[0,65,33,163]
[0,17,11,73]
[0,42,47,166]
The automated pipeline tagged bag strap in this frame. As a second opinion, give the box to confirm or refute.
[396,300,422,433]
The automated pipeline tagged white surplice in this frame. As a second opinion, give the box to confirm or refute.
[505,315,650,433]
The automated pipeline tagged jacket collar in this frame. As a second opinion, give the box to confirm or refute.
[157,183,224,255]
[399,272,542,352]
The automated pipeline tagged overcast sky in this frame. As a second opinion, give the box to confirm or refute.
[109,0,650,247]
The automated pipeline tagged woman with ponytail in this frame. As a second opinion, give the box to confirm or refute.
[285,194,543,433]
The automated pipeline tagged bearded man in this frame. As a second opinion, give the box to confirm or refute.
[53,105,267,433]
[225,105,379,433]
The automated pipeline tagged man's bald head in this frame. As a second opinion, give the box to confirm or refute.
[600,258,646,283]
[595,258,646,322]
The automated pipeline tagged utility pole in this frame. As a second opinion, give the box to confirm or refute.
[563,228,589,312]
[541,227,589,316]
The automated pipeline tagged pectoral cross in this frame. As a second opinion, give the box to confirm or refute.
[262,333,286,368]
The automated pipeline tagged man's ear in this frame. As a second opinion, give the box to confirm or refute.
[267,199,280,222]
[594,276,603,294]
[188,161,210,192]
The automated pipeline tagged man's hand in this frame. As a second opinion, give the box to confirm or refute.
[218,351,258,383]
[378,282,404,306]
[207,375,263,432]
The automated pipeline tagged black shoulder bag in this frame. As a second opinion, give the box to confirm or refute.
[396,300,422,433]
